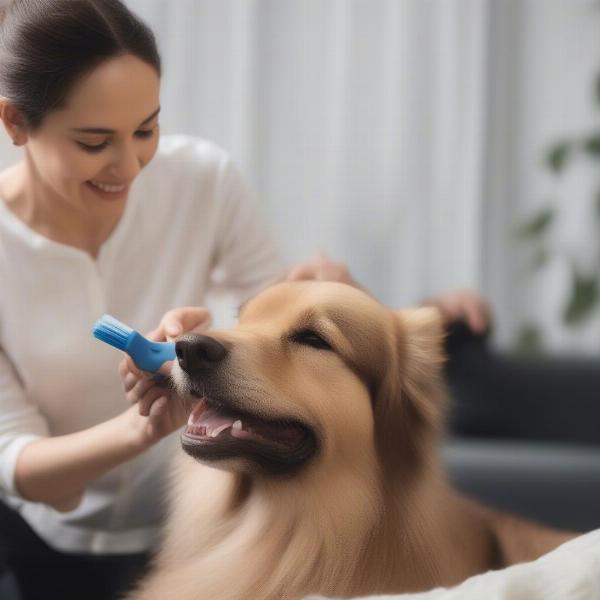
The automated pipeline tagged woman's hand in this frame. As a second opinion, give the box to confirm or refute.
[421,289,491,334]
[119,307,212,449]
[286,252,361,288]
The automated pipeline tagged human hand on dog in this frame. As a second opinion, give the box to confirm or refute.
[286,251,361,288]
[119,307,212,449]
[421,289,490,335]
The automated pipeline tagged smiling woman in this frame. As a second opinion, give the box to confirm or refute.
[0,1,289,599]
[0,0,164,256]
[1,53,162,256]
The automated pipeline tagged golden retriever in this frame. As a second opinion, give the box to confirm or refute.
[127,281,575,600]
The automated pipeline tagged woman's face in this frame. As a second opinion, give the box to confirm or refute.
[23,53,160,217]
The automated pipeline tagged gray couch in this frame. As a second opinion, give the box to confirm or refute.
[442,323,600,533]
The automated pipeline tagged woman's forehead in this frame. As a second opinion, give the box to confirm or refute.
[49,55,160,129]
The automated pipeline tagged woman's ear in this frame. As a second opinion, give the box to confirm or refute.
[0,98,28,146]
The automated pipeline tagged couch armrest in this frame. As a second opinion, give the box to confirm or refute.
[444,323,600,446]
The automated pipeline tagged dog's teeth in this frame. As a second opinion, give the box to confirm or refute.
[232,420,242,431]
[211,423,234,438]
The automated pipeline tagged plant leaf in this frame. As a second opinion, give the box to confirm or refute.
[562,273,599,325]
[513,324,545,357]
[545,142,571,173]
[516,207,554,239]
[530,246,549,272]
[582,133,600,158]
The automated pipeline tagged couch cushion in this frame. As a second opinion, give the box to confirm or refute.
[443,439,600,532]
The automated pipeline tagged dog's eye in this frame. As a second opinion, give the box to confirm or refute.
[291,329,333,351]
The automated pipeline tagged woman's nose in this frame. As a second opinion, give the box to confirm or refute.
[109,142,142,182]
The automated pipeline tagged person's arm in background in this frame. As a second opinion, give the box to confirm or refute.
[202,149,491,335]
[286,254,491,335]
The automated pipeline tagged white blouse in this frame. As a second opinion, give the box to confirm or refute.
[0,135,284,554]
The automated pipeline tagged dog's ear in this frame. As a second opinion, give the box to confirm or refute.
[373,307,447,478]
[394,306,446,416]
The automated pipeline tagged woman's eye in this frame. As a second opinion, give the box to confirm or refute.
[291,329,333,351]
[135,128,156,139]
[76,127,156,153]
[77,141,108,153]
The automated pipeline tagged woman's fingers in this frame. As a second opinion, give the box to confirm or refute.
[286,254,358,287]
[163,306,212,338]
[122,371,138,393]
[137,386,168,417]
[119,355,143,378]
[120,357,143,391]
[145,307,212,342]
[148,396,168,422]
[120,306,212,416]
[285,263,317,281]
[126,377,152,404]
[445,291,490,334]
[462,296,488,334]
[423,290,491,334]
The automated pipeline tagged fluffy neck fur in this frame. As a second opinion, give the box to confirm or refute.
[135,446,495,600]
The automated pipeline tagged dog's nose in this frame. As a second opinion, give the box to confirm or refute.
[175,335,229,374]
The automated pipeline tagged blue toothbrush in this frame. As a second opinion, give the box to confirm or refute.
[92,314,176,373]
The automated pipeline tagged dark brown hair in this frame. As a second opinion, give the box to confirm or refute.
[0,0,161,129]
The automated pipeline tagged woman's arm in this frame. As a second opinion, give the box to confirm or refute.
[35,308,212,513]
[10,308,210,512]
[13,404,160,512]
[10,324,199,512]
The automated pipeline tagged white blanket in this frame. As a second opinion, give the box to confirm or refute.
[304,529,600,600]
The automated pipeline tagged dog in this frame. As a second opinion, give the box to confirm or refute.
[127,281,575,600]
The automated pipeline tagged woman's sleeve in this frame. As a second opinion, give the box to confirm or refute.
[0,346,48,497]
[209,158,287,304]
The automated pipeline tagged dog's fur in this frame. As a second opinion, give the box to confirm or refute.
[127,282,575,600]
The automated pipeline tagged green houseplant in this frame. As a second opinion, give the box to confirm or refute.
[516,71,600,355]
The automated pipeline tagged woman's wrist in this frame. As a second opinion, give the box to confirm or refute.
[118,404,158,453]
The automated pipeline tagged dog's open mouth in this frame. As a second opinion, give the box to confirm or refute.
[181,397,318,474]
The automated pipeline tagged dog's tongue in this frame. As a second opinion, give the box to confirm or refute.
[188,402,237,437]
[186,398,305,446]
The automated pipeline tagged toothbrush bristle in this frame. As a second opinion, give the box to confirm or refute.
[92,315,133,351]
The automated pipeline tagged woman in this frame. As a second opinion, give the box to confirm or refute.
[0,1,489,599]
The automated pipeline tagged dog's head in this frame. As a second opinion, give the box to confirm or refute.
[171,282,446,481]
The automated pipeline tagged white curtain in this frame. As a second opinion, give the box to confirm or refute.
[125,0,490,302]
[2,0,599,353]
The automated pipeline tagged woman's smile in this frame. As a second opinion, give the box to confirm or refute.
[86,179,130,200]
